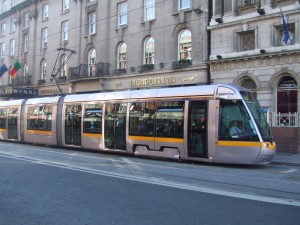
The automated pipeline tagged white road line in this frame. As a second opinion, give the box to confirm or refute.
[1,152,300,207]
[0,142,299,185]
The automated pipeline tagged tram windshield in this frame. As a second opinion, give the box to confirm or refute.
[219,99,259,141]
[240,91,273,142]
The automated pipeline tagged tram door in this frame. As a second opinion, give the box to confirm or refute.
[104,103,126,150]
[65,105,82,146]
[188,101,208,158]
[7,108,18,140]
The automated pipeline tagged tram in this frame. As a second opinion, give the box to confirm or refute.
[0,84,275,164]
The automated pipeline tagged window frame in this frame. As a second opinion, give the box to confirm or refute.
[118,2,128,27]
[144,0,155,21]
[144,36,155,64]
[62,21,69,42]
[178,29,192,61]
[179,0,190,11]
[117,42,127,70]
[42,4,49,21]
[89,12,96,34]
[42,27,48,48]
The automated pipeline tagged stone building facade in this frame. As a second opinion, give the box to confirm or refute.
[0,0,209,98]
[209,0,300,114]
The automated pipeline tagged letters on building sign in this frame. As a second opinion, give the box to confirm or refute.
[12,88,38,97]
[129,76,176,87]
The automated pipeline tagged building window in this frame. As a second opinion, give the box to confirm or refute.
[89,12,96,34]
[238,30,255,51]
[42,28,48,48]
[1,0,7,13]
[24,34,29,53]
[60,54,68,77]
[88,48,96,76]
[41,59,47,81]
[178,29,192,60]
[23,12,29,28]
[9,39,15,56]
[117,42,127,70]
[62,0,69,12]
[240,77,257,98]
[144,0,155,21]
[23,63,28,77]
[62,21,68,42]
[275,23,295,46]
[179,0,190,10]
[118,2,127,27]
[42,4,49,21]
[11,0,16,7]
[214,0,233,16]
[144,37,155,64]
[277,76,297,113]
[0,42,5,59]
[0,22,5,36]
[10,18,16,33]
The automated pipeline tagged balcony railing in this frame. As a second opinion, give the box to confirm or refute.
[269,112,300,127]
[69,62,109,80]
[9,75,32,86]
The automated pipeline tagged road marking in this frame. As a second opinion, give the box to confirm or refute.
[1,152,300,207]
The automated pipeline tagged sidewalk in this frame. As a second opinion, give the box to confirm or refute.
[271,152,300,166]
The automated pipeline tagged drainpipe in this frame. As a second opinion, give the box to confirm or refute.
[206,0,212,85]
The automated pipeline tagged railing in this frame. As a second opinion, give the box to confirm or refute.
[270,112,300,127]
[69,62,110,80]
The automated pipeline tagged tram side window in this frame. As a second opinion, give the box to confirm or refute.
[0,108,7,129]
[129,102,155,136]
[27,106,52,131]
[83,104,102,134]
[219,99,258,141]
[155,101,184,138]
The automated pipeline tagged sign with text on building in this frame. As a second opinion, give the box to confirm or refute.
[11,87,38,97]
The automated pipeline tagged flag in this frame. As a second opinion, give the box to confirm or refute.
[0,64,8,78]
[280,8,290,45]
[9,60,22,78]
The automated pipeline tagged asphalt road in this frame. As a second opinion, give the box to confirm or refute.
[0,142,299,225]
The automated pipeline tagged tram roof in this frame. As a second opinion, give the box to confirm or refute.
[0,99,24,107]
[63,84,244,103]
[25,96,61,105]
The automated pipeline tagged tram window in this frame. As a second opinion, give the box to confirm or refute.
[0,108,6,129]
[129,102,154,136]
[219,99,259,141]
[27,106,52,131]
[83,104,102,134]
[155,101,184,138]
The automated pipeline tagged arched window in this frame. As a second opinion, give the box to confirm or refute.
[178,29,192,61]
[88,48,96,76]
[144,37,154,64]
[117,42,127,70]
[60,54,68,78]
[241,78,257,98]
[41,59,47,81]
[277,76,297,113]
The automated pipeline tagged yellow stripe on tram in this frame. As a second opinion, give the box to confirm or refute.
[128,135,184,143]
[83,133,102,138]
[217,141,262,148]
[26,130,52,135]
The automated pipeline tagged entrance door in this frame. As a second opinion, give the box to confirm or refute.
[104,103,126,150]
[7,108,18,140]
[188,101,208,158]
[65,104,82,146]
